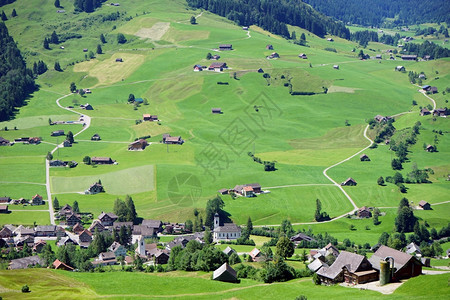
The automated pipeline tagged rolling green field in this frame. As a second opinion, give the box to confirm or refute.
[0,0,448,246]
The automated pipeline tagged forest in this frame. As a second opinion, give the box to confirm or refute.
[0,22,35,121]
[0,0,15,7]
[186,0,350,39]
[74,0,107,13]
[302,0,450,27]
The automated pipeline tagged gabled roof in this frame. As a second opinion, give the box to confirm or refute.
[249,248,260,258]
[213,263,238,282]
[418,200,429,207]
[317,251,367,280]
[308,258,328,272]
[369,245,418,273]
[98,212,118,220]
[141,219,162,229]
[52,259,74,271]
[9,256,44,269]
[223,246,236,255]
[214,223,241,233]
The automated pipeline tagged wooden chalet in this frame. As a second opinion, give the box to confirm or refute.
[0,205,9,214]
[357,206,372,218]
[0,137,10,146]
[418,200,431,210]
[51,130,65,136]
[162,134,184,145]
[401,55,417,61]
[85,182,104,194]
[91,134,101,141]
[128,139,148,151]
[420,108,431,116]
[31,194,44,205]
[298,53,307,59]
[212,108,222,114]
[66,214,81,226]
[209,62,228,71]
[52,259,74,271]
[98,212,118,226]
[91,157,115,164]
[213,263,238,282]
[266,44,273,50]
[219,44,232,51]
[341,178,357,186]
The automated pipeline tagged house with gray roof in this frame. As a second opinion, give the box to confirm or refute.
[213,263,238,282]
[9,256,44,269]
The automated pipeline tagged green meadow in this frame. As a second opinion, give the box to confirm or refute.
[0,0,448,250]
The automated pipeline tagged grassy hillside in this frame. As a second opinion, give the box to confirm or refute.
[0,0,447,247]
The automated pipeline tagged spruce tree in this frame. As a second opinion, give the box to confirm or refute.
[43,38,50,50]
[73,200,79,213]
[11,9,17,17]
[51,31,59,44]
[96,44,102,54]
[54,0,60,8]
[53,197,60,211]
[100,33,106,43]
[54,61,62,72]
[1,11,8,21]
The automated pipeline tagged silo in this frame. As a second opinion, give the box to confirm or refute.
[379,260,390,285]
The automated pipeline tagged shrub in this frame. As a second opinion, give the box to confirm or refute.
[21,285,30,293]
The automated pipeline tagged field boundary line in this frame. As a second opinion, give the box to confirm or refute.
[0,181,46,185]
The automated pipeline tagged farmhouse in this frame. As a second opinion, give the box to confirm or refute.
[357,206,372,218]
[98,212,118,226]
[141,219,163,233]
[233,183,262,196]
[219,44,232,51]
[212,108,222,114]
[433,108,448,117]
[91,157,115,164]
[193,64,203,71]
[31,194,44,205]
[316,251,377,285]
[33,240,47,253]
[249,248,263,262]
[418,73,426,79]
[213,263,238,282]
[58,236,77,247]
[133,225,157,239]
[374,115,391,123]
[267,52,280,59]
[333,65,339,69]
[66,214,82,226]
[115,58,123,62]
[73,223,84,234]
[9,256,44,270]
[376,54,382,59]
[89,220,105,232]
[327,38,334,42]
[63,140,72,147]
[59,204,73,217]
[128,139,148,151]
[290,233,316,245]
[395,66,405,72]
[311,243,340,260]
[93,252,117,266]
[209,62,228,71]
[420,108,431,116]
[109,241,127,257]
[85,182,104,194]
[79,229,93,248]
[418,200,431,210]
[213,213,241,241]
[223,246,237,256]
[360,154,370,161]
[211,54,220,60]
[308,259,328,273]
[368,245,422,281]
[341,178,357,186]
[80,103,93,110]
[298,53,307,59]
[162,134,184,145]
[143,114,158,121]
[430,86,438,94]
[91,134,101,141]
[266,44,273,50]
[0,137,10,146]
[218,188,228,195]
[52,259,74,271]
[51,130,65,136]
[401,55,417,61]
[0,227,12,238]
[406,243,421,256]
[34,225,58,237]
[0,197,11,204]
[0,205,9,214]
[425,144,436,152]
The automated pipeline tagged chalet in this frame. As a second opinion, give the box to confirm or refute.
[115,58,123,62]
[98,212,118,226]
[153,250,170,265]
[89,220,105,232]
[311,243,340,260]
[368,245,422,281]
[267,52,279,59]
[374,114,391,123]
[113,221,133,230]
[9,256,44,270]
[418,200,431,210]
[0,205,9,214]
[316,251,377,285]
[109,241,127,257]
[266,44,273,50]
[242,26,248,30]
[31,194,44,205]
[422,85,431,91]
[425,144,436,152]
[333,65,339,69]
[0,227,12,238]
[143,114,158,121]
[0,137,10,146]
[341,178,357,186]
[213,263,238,282]
[406,243,421,256]
[375,54,382,59]
[257,68,264,73]
[395,66,405,72]
[51,130,65,136]
[79,230,93,248]
[418,73,426,79]
[66,214,82,226]
[80,103,93,110]
[209,62,228,71]
[132,225,156,238]
[83,89,91,94]
[34,225,57,237]
[290,233,316,245]
[193,64,203,72]
[33,240,47,253]
[59,204,73,217]
[433,108,448,117]
[249,248,263,262]
[141,219,163,233]
[218,188,228,195]
[14,225,34,237]
[360,154,370,161]
[357,206,372,218]
[223,246,237,256]
[213,213,241,241]
[211,54,220,60]
[162,134,184,145]
[298,53,307,59]
[219,44,232,51]
[56,10,65,13]
[57,236,77,247]
[308,259,328,273]
[49,160,65,167]
[423,55,431,61]
[430,86,438,94]
[73,223,84,234]
[93,252,117,266]
[52,259,74,271]
[0,197,11,204]
[15,235,35,248]
[327,38,334,42]
[128,139,148,151]
[63,140,72,147]
[91,157,115,164]
[233,183,262,196]
[420,108,431,116]
[83,48,88,52]
[212,108,222,114]
[91,134,101,141]
[401,55,417,61]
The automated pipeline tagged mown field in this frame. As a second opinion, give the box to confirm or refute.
[0,0,448,247]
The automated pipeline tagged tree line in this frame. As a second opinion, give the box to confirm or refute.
[0,22,35,121]
[186,0,350,39]
[0,0,15,7]
[74,0,106,13]
[301,0,450,27]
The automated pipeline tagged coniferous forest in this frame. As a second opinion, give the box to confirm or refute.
[186,0,350,39]
[302,0,450,27]
[0,0,15,7]
[0,22,35,121]
[74,0,107,13]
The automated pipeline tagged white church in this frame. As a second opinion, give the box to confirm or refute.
[213,213,241,242]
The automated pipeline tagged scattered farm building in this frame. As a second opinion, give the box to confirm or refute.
[211,54,220,60]
[360,154,370,161]
[83,48,88,52]
[31,194,44,205]
[193,64,203,71]
[341,178,357,186]
[401,55,417,61]
[223,246,236,256]
[219,44,233,51]
[0,197,11,204]
[128,139,148,151]
[209,62,228,71]
[9,256,44,270]
[395,66,406,72]
[59,204,73,217]
[298,53,307,59]
[420,108,431,116]
[80,103,93,110]
[266,44,273,50]
[91,157,115,164]
[242,26,248,30]
[98,212,118,226]
[212,108,222,114]
[89,220,105,232]
[290,233,316,245]
[433,108,448,117]
[218,188,228,195]
[418,200,431,210]
[162,134,184,145]
[358,206,372,218]
[91,134,101,141]
[0,205,9,214]
[0,137,10,146]
[85,182,105,194]
[143,114,158,121]
[406,243,421,256]
[425,144,436,152]
[375,54,382,59]
[115,58,123,62]
[327,38,334,42]
[213,263,238,282]
[374,115,391,123]
[63,140,72,147]
[257,68,264,73]
[232,183,261,197]
[52,259,74,271]
[249,248,263,262]
[333,65,339,69]
[51,130,65,136]
[267,52,279,59]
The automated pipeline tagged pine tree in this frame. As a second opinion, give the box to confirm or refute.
[125,195,137,224]
[117,33,127,44]
[66,131,74,144]
[54,61,62,72]
[190,16,196,24]
[54,0,61,8]
[53,197,60,211]
[96,44,102,54]
[100,33,106,43]
[11,9,17,17]
[73,200,79,213]
[300,33,306,41]
[70,82,77,93]
[1,11,8,21]
[43,38,50,50]
[50,31,59,44]
[46,152,53,160]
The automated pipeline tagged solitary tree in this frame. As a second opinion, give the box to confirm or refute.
[54,0,61,8]
[96,44,103,54]
[377,176,385,186]
[1,10,8,21]
[128,93,135,103]
[83,155,91,165]
[46,152,53,160]
[11,9,17,17]
[73,201,80,213]
[70,82,77,93]
[275,236,295,259]
[117,33,127,44]
[190,16,196,24]
[206,52,212,60]
[300,33,306,41]
[100,33,106,43]
[43,38,50,50]
[53,197,60,211]
[54,61,62,72]
[50,31,59,44]
[66,131,74,144]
